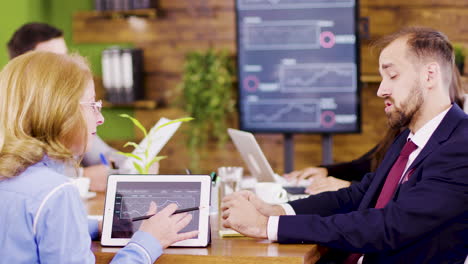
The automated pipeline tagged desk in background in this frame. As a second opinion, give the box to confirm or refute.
[86,193,321,264]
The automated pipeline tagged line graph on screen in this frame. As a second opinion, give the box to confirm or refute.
[120,196,197,219]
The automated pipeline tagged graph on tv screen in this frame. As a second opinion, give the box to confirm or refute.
[236,0,361,133]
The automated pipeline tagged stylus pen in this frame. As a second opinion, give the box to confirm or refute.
[131,206,201,222]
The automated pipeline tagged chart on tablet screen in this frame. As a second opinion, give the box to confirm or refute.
[114,182,201,234]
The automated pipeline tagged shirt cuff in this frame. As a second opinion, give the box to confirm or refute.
[267,203,295,242]
[267,216,280,241]
[130,231,163,263]
[280,203,296,215]
[87,218,100,240]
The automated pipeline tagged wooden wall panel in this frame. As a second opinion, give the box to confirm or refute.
[105,82,384,174]
[158,0,234,10]
[361,7,468,40]
[360,0,468,7]
[140,41,236,74]
[360,6,468,74]
[74,0,468,174]
[73,9,235,43]
[143,73,181,105]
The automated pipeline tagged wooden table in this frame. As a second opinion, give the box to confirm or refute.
[86,193,321,264]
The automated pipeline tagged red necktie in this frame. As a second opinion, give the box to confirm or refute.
[375,139,418,208]
[344,140,418,264]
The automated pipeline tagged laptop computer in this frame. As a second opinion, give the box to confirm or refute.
[227,128,311,195]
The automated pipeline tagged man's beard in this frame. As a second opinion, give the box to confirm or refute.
[386,81,424,129]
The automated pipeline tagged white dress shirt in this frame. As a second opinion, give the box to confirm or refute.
[267,106,452,242]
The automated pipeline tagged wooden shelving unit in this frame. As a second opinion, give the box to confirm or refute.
[74,8,157,20]
[102,100,157,110]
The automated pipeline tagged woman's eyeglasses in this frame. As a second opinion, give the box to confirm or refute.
[80,100,102,114]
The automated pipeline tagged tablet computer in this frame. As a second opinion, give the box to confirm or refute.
[101,174,211,247]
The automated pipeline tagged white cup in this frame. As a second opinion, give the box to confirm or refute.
[255,182,288,204]
[72,177,90,197]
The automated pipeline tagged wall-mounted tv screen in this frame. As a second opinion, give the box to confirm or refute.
[236,0,361,133]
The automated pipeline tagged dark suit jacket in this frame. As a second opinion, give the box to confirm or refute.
[279,105,468,264]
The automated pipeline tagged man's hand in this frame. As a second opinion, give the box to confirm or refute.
[228,190,285,216]
[84,165,109,192]
[221,192,270,239]
[306,176,351,195]
[284,167,328,184]
[139,202,198,248]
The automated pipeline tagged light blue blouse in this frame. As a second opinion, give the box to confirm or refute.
[0,156,162,263]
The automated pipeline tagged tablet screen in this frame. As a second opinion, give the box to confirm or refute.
[111,181,201,239]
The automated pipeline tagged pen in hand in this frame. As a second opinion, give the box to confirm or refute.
[99,153,109,166]
[131,206,204,222]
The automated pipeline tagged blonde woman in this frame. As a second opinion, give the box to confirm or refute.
[0,52,197,263]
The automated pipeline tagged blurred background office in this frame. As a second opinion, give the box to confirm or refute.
[1,0,467,175]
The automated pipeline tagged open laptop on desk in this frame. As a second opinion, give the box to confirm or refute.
[227,128,311,197]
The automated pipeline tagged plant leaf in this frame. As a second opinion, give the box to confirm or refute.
[133,161,145,174]
[116,151,143,161]
[152,117,194,134]
[123,142,139,150]
[145,156,167,172]
[120,114,147,137]
[156,117,194,130]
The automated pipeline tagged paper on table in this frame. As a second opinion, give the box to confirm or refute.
[219,228,244,238]
[120,117,182,174]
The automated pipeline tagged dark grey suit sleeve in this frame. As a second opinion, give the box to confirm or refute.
[288,171,374,217]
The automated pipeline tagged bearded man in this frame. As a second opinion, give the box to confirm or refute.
[221,27,468,264]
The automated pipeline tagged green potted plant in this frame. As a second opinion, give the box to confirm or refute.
[454,43,465,75]
[180,49,236,171]
[118,114,193,173]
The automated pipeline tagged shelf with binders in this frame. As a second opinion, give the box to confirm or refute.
[94,76,158,110]
[101,47,147,105]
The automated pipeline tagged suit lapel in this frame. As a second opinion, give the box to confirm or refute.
[395,105,466,198]
[361,104,466,209]
[359,130,409,209]
[406,104,464,173]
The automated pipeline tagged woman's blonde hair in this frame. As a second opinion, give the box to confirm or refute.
[0,51,92,177]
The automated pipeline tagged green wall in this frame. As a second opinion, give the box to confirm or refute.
[0,0,108,73]
[0,0,134,141]
[0,0,46,67]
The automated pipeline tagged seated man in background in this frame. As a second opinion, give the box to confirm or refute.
[222,27,468,263]
[7,22,128,191]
